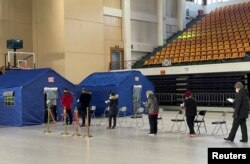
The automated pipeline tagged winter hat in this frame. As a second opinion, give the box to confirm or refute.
[64,88,68,92]
[234,82,243,89]
[184,90,192,97]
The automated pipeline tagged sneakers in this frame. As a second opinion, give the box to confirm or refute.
[240,140,248,143]
[148,133,157,136]
[224,138,233,142]
[189,133,196,137]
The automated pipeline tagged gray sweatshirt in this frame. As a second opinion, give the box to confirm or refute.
[144,95,159,114]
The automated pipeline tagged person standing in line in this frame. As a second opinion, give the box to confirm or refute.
[79,88,92,127]
[106,91,119,129]
[224,82,249,143]
[143,90,159,136]
[182,90,197,137]
[61,88,73,125]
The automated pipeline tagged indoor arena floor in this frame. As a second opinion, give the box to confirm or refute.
[0,111,249,164]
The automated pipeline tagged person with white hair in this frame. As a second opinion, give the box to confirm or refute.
[224,82,249,143]
[143,90,159,135]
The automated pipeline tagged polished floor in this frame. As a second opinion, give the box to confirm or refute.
[0,111,249,164]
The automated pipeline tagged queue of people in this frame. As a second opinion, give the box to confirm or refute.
[57,81,248,143]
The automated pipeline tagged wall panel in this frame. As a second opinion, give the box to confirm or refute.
[65,52,105,83]
[65,0,103,23]
[103,0,121,9]
[64,19,104,54]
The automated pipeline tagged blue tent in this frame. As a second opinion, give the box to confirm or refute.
[0,68,76,126]
[77,70,154,116]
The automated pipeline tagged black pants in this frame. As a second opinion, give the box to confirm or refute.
[109,114,116,128]
[186,116,195,134]
[51,105,57,121]
[66,109,72,124]
[149,115,158,134]
[228,118,248,141]
[81,108,91,126]
[44,105,57,122]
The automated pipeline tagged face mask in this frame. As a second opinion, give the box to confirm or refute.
[146,94,149,98]
[235,88,239,93]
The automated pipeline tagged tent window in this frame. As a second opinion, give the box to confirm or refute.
[5,96,15,106]
[3,91,15,107]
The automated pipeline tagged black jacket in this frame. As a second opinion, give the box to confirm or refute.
[108,95,119,115]
[233,88,249,119]
[79,92,92,109]
[184,97,197,117]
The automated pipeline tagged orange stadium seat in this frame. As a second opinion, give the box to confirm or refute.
[143,2,249,67]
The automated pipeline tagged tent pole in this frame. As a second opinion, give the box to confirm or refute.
[72,108,81,137]
[44,108,52,134]
[61,108,70,136]
[84,107,93,138]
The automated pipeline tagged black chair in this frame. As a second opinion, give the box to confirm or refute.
[170,109,186,132]
[212,111,228,135]
[194,110,207,133]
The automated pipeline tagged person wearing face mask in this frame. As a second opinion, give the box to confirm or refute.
[224,82,249,143]
[143,90,159,135]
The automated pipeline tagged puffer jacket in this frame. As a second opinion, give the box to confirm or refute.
[108,94,119,116]
[145,94,159,115]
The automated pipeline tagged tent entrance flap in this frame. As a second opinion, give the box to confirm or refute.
[133,85,142,115]
[44,87,58,123]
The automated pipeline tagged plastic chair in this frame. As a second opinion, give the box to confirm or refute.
[170,109,186,132]
[100,107,109,126]
[212,112,228,135]
[130,107,144,128]
[194,110,207,133]
[117,106,127,127]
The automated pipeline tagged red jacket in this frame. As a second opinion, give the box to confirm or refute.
[61,92,73,110]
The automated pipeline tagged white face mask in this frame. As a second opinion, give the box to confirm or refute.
[146,94,149,98]
[235,88,240,93]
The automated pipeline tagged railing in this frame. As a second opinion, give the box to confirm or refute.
[155,92,236,106]
[109,60,137,70]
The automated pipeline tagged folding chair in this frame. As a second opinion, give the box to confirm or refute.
[194,110,207,133]
[90,106,96,119]
[130,107,144,128]
[117,106,127,127]
[90,106,96,126]
[170,109,187,132]
[212,112,228,135]
[157,108,165,132]
[100,107,109,126]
